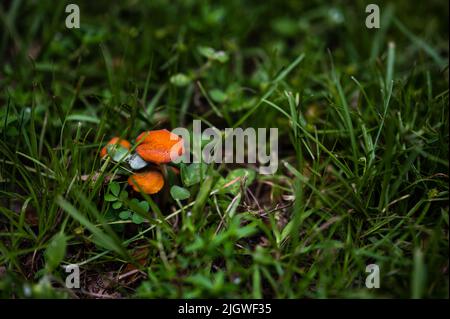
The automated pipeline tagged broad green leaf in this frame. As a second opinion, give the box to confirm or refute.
[137,200,150,213]
[132,213,145,224]
[214,168,256,195]
[119,210,131,220]
[271,18,298,36]
[198,46,229,63]
[119,190,128,200]
[181,163,208,187]
[170,185,191,200]
[112,201,122,209]
[45,232,67,271]
[170,73,191,87]
[209,89,227,103]
[104,194,117,202]
[198,46,216,59]
[213,51,228,63]
[109,182,120,197]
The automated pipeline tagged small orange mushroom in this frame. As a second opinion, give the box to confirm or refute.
[100,137,131,158]
[135,129,183,163]
[128,170,164,194]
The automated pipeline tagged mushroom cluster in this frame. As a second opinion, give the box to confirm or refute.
[100,129,183,194]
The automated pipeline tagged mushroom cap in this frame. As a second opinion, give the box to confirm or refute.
[100,137,131,158]
[135,129,183,163]
[128,170,164,194]
[128,171,164,194]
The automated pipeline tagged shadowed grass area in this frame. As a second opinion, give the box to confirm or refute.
[0,0,448,298]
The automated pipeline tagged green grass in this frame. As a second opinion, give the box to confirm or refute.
[0,0,448,298]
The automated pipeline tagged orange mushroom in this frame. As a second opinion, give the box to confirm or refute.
[100,137,131,158]
[135,129,183,163]
[128,170,164,194]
